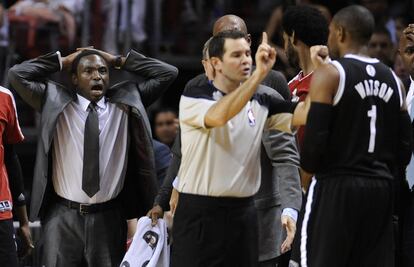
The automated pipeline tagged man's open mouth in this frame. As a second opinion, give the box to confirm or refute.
[242,67,251,75]
[91,85,103,91]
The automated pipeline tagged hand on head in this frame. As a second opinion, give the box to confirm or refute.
[403,24,414,42]
[76,47,117,66]
[62,47,118,72]
[255,32,277,77]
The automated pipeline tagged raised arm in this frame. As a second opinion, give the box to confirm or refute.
[8,52,62,111]
[204,32,276,128]
[122,51,178,107]
[8,49,85,111]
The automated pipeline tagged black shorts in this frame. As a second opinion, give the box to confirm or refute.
[300,176,394,267]
[0,218,19,267]
[171,193,258,267]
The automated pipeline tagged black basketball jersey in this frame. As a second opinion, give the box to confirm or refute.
[318,54,403,179]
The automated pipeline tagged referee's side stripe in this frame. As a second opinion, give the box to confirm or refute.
[300,177,317,267]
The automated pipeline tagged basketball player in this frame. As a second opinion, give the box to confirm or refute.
[295,5,412,266]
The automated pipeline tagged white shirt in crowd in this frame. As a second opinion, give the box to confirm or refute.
[406,77,414,115]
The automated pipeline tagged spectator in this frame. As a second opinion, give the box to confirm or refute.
[153,108,178,148]
[368,26,394,66]
[9,0,84,48]
[102,0,147,54]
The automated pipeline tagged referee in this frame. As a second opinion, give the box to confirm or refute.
[171,31,296,267]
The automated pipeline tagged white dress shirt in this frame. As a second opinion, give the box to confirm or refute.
[52,94,129,203]
[407,77,414,116]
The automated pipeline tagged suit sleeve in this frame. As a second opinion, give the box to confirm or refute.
[154,132,182,211]
[262,70,291,101]
[122,50,178,108]
[263,100,302,212]
[8,52,61,111]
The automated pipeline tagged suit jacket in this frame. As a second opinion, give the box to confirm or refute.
[152,139,172,186]
[8,50,178,221]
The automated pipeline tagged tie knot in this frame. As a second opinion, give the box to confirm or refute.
[88,102,97,111]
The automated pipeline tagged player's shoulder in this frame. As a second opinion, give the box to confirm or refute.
[0,86,14,98]
[0,86,16,106]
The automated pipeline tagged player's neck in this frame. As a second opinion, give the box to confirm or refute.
[341,44,368,58]
[299,47,314,76]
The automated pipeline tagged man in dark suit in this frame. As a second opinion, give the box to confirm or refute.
[8,48,178,267]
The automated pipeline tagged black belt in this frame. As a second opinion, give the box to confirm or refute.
[56,195,120,215]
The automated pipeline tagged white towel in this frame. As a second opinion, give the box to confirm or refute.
[120,217,170,267]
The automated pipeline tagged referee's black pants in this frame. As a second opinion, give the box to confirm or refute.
[301,176,393,267]
[171,193,258,267]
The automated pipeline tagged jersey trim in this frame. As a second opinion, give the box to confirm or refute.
[330,61,346,106]
[344,54,380,64]
[390,70,404,108]
[0,86,23,139]
[301,178,317,267]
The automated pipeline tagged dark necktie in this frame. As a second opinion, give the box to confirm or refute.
[82,102,100,197]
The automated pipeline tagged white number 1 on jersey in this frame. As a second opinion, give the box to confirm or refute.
[367,105,377,153]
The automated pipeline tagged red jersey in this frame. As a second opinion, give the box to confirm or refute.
[288,71,313,151]
[0,87,24,220]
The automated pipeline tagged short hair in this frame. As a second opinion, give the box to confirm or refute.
[202,37,214,60]
[282,5,329,46]
[71,50,106,74]
[208,30,247,59]
[372,25,392,40]
[154,107,178,119]
[333,5,375,45]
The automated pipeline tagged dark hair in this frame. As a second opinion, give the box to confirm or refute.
[208,30,247,59]
[333,5,375,45]
[154,107,178,120]
[372,25,392,40]
[71,50,106,74]
[282,5,329,47]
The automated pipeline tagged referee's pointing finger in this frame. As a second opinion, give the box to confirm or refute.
[262,32,268,45]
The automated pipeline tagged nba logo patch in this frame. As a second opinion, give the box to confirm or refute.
[247,108,256,127]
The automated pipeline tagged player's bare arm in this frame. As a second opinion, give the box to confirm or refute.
[300,63,339,186]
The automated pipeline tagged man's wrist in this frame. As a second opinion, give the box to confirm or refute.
[56,51,63,71]
[282,208,298,222]
[113,55,123,69]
